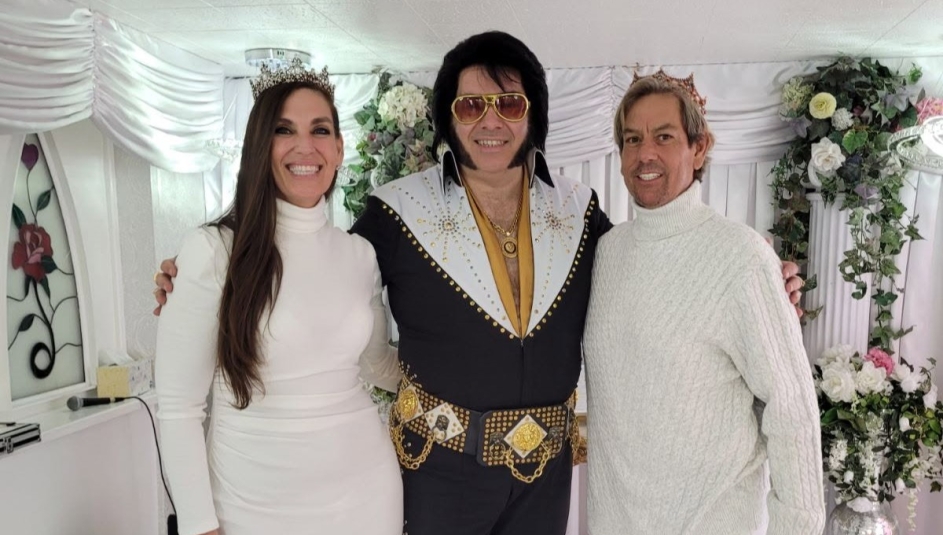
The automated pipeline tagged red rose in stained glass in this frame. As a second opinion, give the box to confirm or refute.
[12,224,53,281]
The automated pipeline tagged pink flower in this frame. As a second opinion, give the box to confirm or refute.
[864,347,895,377]
[916,98,943,125]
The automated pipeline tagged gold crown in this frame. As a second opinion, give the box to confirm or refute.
[632,69,707,114]
[250,57,335,100]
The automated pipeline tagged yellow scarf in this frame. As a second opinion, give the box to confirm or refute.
[465,174,534,337]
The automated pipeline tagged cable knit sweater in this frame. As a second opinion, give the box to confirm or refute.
[584,184,825,535]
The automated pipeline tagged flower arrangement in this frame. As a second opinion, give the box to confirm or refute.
[341,71,436,219]
[771,58,924,352]
[815,344,943,526]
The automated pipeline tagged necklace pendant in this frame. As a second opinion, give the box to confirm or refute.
[501,235,519,259]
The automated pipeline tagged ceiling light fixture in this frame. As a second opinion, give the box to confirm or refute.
[244,48,312,71]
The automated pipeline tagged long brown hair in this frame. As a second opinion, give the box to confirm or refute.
[210,82,341,409]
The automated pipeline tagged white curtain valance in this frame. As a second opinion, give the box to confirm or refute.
[0,1,224,173]
[400,57,943,170]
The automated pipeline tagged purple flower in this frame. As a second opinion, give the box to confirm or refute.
[21,144,38,171]
[885,87,919,112]
[789,116,812,138]
[854,184,879,201]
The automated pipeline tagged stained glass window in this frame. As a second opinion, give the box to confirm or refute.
[6,135,84,400]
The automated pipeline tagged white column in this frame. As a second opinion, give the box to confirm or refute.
[803,193,872,363]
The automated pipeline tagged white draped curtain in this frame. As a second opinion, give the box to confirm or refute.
[0,0,224,173]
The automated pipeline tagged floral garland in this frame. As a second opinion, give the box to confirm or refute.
[772,57,943,518]
[341,71,436,220]
[771,57,923,347]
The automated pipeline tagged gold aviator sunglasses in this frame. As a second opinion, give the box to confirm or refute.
[451,93,531,124]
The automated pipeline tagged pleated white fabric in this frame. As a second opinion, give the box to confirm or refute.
[0,0,224,173]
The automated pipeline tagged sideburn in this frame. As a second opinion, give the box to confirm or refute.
[450,128,533,171]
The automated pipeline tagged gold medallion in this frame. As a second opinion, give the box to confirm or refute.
[511,421,543,454]
[501,236,519,259]
[397,389,419,421]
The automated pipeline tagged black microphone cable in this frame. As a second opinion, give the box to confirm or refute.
[128,396,179,535]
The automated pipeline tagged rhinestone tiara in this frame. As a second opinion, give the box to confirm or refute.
[632,69,707,114]
[249,57,335,100]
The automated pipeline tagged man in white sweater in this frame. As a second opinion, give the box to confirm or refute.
[584,73,825,534]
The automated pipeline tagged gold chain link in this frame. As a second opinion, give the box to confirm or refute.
[503,443,552,484]
[389,411,434,470]
[568,390,586,465]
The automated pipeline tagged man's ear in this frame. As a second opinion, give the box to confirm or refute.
[692,135,708,171]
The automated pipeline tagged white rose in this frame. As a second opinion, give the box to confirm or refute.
[900,416,911,432]
[810,138,846,175]
[843,470,855,483]
[896,478,907,494]
[893,364,922,393]
[855,361,888,395]
[818,344,855,368]
[821,366,857,403]
[892,363,911,382]
[924,384,938,408]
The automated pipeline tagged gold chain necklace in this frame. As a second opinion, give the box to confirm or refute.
[467,180,524,259]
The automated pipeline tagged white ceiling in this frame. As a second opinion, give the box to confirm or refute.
[74,0,943,76]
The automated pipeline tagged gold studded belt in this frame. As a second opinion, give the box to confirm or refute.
[389,379,579,483]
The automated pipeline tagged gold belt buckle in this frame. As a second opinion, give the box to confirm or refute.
[477,406,568,468]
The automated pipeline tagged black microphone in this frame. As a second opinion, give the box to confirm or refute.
[66,396,128,411]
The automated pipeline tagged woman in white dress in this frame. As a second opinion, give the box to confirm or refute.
[155,65,403,535]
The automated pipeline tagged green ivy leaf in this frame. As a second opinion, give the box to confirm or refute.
[36,189,52,212]
[353,109,372,125]
[874,132,892,150]
[899,106,918,128]
[821,407,839,425]
[12,204,26,229]
[808,119,831,140]
[842,130,869,154]
[929,419,942,434]
[851,281,868,300]
[874,292,897,307]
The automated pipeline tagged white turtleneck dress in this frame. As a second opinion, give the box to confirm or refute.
[156,198,403,535]
[584,184,824,535]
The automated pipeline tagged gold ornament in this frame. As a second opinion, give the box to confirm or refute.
[511,421,544,455]
[397,388,419,421]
